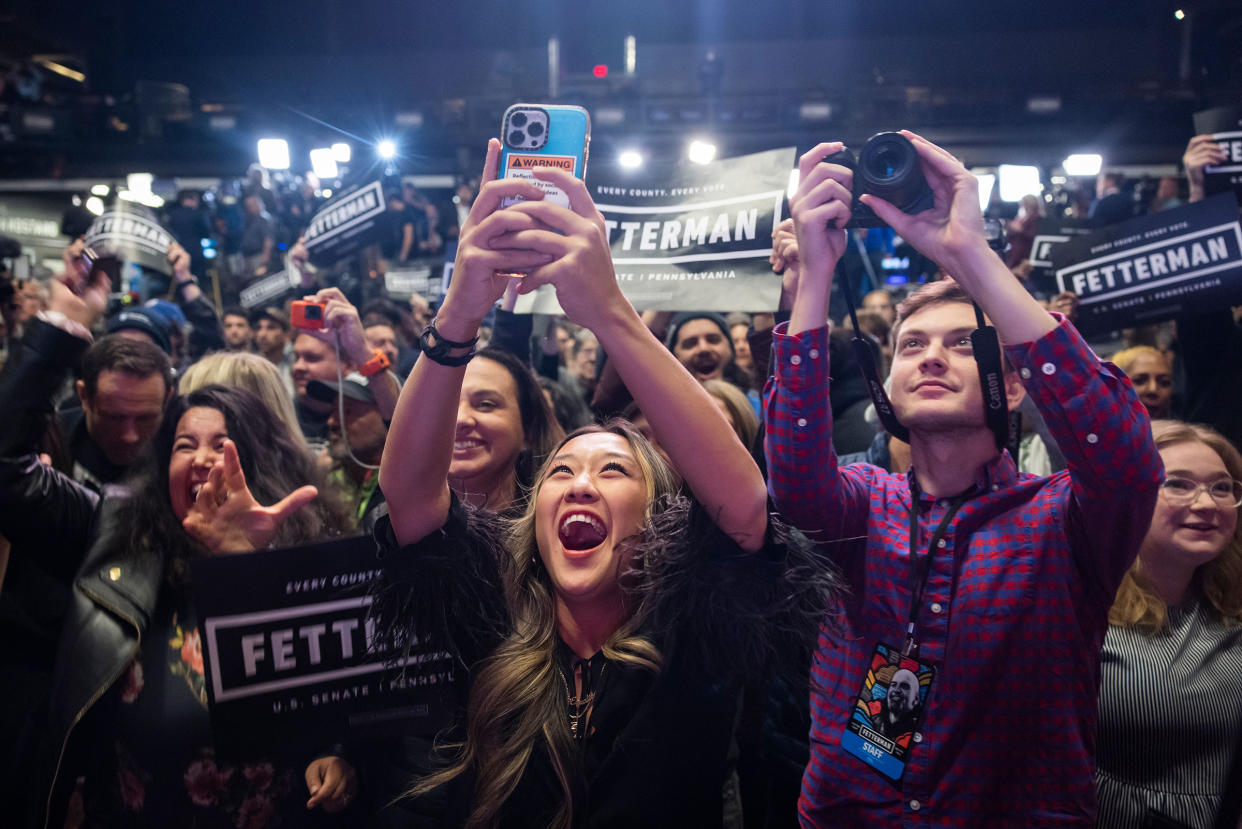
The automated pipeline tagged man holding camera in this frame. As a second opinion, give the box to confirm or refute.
[765,132,1161,826]
[291,287,399,442]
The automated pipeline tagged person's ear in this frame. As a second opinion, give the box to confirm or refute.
[1004,370,1027,411]
[75,379,89,410]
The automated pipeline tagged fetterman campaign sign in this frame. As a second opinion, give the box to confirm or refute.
[85,203,175,276]
[1194,106,1242,204]
[303,180,387,267]
[514,147,794,314]
[191,536,454,756]
[1051,193,1242,335]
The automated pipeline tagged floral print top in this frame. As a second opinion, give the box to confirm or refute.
[82,589,303,828]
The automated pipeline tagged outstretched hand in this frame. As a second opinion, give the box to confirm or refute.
[1183,134,1227,201]
[860,130,988,280]
[440,138,557,325]
[182,440,317,554]
[482,166,623,330]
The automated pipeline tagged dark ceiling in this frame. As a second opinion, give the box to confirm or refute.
[1,0,1239,179]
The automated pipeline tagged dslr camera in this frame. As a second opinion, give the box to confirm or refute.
[822,132,935,229]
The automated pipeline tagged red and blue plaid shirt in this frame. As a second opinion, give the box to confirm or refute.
[763,316,1161,828]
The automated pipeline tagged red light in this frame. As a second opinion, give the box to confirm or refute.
[592,64,608,78]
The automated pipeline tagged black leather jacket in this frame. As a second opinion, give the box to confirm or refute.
[0,319,165,829]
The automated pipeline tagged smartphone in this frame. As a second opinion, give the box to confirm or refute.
[290,300,326,329]
[81,246,124,294]
[498,104,590,209]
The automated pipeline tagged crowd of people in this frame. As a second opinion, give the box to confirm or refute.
[0,126,1239,829]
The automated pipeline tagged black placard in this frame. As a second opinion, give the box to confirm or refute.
[302,180,388,267]
[1051,194,1242,335]
[513,147,794,314]
[1194,106,1242,203]
[190,536,455,757]
[85,204,174,275]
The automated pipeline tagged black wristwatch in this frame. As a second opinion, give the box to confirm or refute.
[419,321,478,367]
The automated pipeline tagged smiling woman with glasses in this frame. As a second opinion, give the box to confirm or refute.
[1096,420,1242,829]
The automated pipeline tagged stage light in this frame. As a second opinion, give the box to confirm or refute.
[975,174,996,211]
[1062,153,1103,177]
[310,148,339,180]
[688,140,717,165]
[377,140,397,160]
[618,150,643,169]
[127,173,153,196]
[257,138,290,170]
[86,196,104,216]
[798,102,833,122]
[90,184,110,197]
[331,142,351,163]
[321,188,333,198]
[625,35,637,75]
[998,165,1042,202]
[1174,9,1185,20]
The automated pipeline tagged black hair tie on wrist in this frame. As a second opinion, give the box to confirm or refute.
[419,321,479,367]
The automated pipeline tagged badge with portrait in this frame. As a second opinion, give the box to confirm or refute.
[840,642,936,783]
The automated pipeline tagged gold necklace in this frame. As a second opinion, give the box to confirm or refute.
[558,661,605,740]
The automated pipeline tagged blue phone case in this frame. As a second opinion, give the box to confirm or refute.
[498,104,591,209]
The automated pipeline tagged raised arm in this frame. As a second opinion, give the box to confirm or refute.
[861,131,1056,344]
[378,139,552,546]
[489,169,767,551]
[763,145,874,548]
[867,132,1161,594]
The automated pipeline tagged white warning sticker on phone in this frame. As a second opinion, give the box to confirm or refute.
[501,154,577,209]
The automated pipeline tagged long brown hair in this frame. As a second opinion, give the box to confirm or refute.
[1109,420,1242,633]
[405,420,680,828]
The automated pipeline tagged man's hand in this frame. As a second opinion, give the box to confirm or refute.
[770,218,802,312]
[304,756,358,813]
[182,440,318,554]
[1183,134,1228,203]
[1048,291,1080,322]
[861,131,988,283]
[167,242,192,282]
[50,252,110,331]
[785,143,851,335]
[302,287,370,365]
[61,237,92,290]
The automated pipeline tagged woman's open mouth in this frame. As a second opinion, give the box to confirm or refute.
[558,512,608,552]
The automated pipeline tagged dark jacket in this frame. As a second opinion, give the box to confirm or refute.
[0,319,156,828]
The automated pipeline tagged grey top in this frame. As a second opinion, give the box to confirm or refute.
[1096,600,1242,829]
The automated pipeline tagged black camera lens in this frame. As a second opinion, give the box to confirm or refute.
[508,130,526,147]
[526,121,544,138]
[306,305,322,319]
[510,112,528,127]
[857,132,927,211]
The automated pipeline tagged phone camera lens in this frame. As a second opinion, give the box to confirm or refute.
[508,130,526,147]
[526,122,544,138]
[510,112,528,127]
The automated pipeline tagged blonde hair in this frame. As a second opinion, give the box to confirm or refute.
[406,421,680,828]
[178,352,305,444]
[1111,345,1170,378]
[702,379,759,451]
[1109,420,1242,633]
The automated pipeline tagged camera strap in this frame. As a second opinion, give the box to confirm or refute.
[837,262,1010,453]
[969,303,1010,453]
[838,264,909,443]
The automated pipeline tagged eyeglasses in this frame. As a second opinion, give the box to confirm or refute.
[1159,476,1242,508]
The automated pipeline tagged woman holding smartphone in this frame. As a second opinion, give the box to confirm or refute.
[375,140,831,827]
